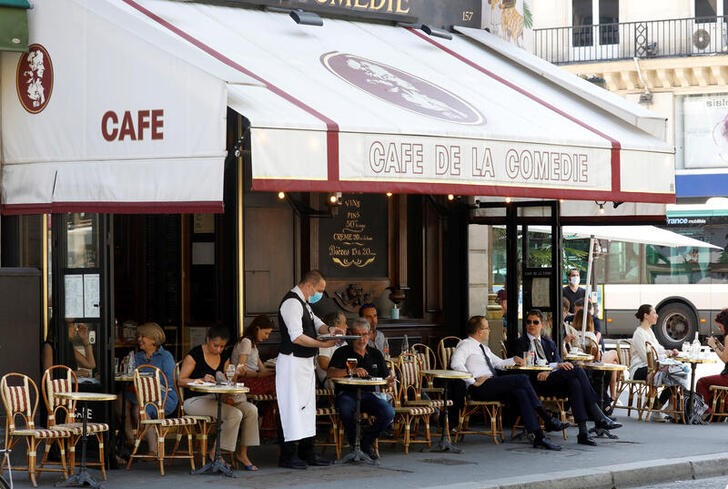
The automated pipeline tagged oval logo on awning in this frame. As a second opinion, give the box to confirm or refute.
[16,43,54,114]
[321,52,485,125]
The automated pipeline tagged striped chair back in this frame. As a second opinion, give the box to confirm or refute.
[41,365,77,425]
[133,364,168,420]
[1,373,38,431]
[398,353,422,401]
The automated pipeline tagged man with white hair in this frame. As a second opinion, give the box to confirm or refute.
[328,317,394,461]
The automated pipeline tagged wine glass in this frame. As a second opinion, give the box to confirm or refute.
[225,364,236,385]
[346,358,358,378]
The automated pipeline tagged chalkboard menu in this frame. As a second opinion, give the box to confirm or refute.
[319,194,388,278]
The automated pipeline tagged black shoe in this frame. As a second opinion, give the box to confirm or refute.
[544,417,570,432]
[595,418,622,430]
[577,433,597,446]
[306,454,333,466]
[279,456,308,470]
[533,436,562,451]
[362,445,379,461]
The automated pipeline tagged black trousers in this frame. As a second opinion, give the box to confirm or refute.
[469,374,543,433]
[279,436,315,462]
[531,366,596,423]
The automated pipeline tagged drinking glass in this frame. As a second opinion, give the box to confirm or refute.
[225,364,236,385]
[346,358,358,378]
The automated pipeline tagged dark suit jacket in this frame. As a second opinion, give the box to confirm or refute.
[517,335,562,364]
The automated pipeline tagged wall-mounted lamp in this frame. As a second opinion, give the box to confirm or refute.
[386,192,393,197]
[595,200,607,214]
[420,24,453,40]
[290,9,323,26]
[277,191,286,200]
[328,192,342,206]
[612,201,624,209]
[505,197,512,203]
[447,194,455,201]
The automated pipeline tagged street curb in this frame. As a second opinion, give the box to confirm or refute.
[425,452,728,489]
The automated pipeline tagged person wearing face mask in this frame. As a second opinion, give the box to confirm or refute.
[562,268,585,314]
[276,270,339,469]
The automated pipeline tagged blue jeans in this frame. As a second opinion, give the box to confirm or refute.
[335,390,394,449]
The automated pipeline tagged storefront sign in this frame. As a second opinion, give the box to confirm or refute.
[681,93,728,169]
[319,194,388,278]
[267,0,481,27]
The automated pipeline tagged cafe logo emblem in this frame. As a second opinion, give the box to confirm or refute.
[16,44,53,114]
[321,52,485,125]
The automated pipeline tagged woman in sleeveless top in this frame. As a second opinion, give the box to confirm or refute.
[179,325,260,471]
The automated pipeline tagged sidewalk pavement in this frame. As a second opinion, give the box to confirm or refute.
[10,413,728,489]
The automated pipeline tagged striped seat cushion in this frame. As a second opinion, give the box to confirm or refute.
[316,407,338,416]
[395,406,435,416]
[15,427,73,438]
[466,400,501,407]
[142,416,197,427]
[248,394,277,402]
[53,422,109,435]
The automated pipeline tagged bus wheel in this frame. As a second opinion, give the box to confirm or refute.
[655,302,696,350]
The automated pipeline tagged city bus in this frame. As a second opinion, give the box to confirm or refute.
[593,201,728,348]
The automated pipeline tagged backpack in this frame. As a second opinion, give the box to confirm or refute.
[684,392,709,425]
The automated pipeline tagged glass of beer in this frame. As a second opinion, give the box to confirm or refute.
[346,358,358,378]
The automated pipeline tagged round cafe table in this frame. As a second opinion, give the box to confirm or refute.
[420,369,472,453]
[330,377,388,464]
[505,364,553,371]
[564,353,595,363]
[188,383,249,477]
[676,355,716,420]
[54,391,118,489]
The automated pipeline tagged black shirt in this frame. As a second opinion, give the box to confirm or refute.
[562,286,585,313]
[329,344,389,394]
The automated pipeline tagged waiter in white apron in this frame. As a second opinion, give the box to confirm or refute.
[276,270,338,469]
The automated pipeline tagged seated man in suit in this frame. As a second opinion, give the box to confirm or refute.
[517,309,621,446]
[450,315,568,451]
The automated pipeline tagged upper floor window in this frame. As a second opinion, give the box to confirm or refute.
[695,0,718,22]
[572,0,619,47]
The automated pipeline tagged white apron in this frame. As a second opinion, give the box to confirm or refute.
[276,352,316,442]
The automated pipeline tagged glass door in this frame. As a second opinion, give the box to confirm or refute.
[51,213,111,388]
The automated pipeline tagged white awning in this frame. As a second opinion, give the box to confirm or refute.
[529,225,722,249]
[1,0,676,213]
[113,0,673,204]
[1,0,228,214]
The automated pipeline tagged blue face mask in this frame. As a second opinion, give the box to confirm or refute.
[308,291,323,304]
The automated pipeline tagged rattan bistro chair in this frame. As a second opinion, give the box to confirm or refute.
[1,372,71,487]
[127,364,197,475]
[611,339,647,418]
[437,336,461,370]
[41,366,110,479]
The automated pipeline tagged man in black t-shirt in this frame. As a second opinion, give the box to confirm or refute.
[562,268,585,314]
[328,317,395,460]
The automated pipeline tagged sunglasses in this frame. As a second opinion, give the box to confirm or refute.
[526,319,541,325]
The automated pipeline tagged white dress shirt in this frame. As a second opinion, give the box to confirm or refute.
[629,326,665,378]
[279,285,325,341]
[450,336,515,385]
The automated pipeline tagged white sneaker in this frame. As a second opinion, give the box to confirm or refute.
[650,411,668,422]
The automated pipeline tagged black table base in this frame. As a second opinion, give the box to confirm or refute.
[56,404,104,489]
[191,393,237,477]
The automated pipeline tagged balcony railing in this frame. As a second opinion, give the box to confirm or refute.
[534,16,728,64]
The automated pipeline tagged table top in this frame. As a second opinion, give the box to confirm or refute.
[330,377,389,386]
[675,355,717,364]
[564,353,595,362]
[187,383,249,394]
[581,362,628,371]
[317,334,363,341]
[505,364,552,371]
[420,369,473,379]
[55,391,118,402]
[114,374,134,382]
